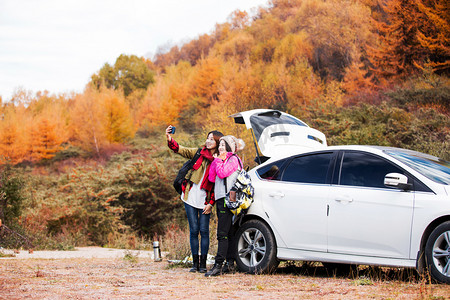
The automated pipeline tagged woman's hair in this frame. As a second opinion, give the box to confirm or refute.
[222,140,233,152]
[206,130,223,154]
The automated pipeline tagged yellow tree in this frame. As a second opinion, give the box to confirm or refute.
[69,88,107,155]
[0,105,29,164]
[30,117,63,161]
[100,89,135,144]
[273,32,313,66]
[137,61,193,130]
[215,31,254,63]
[286,0,373,80]
[192,57,223,107]
[70,88,134,154]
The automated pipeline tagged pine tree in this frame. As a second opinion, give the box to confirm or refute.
[415,0,450,73]
[368,0,449,80]
[30,117,63,161]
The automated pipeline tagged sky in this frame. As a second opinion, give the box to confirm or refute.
[0,0,268,102]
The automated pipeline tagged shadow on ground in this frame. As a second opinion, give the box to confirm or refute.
[273,261,423,283]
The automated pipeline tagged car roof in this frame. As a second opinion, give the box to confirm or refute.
[263,145,417,162]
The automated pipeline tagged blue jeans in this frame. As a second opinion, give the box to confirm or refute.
[184,202,210,256]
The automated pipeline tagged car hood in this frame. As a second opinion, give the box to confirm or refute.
[230,109,327,161]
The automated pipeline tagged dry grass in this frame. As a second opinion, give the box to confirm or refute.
[0,254,448,299]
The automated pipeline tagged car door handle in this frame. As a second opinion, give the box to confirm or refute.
[335,196,353,203]
[269,192,285,198]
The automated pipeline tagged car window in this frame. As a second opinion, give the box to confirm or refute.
[281,153,333,184]
[339,151,405,188]
[257,159,288,180]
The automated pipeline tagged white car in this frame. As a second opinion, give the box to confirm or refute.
[230,109,450,283]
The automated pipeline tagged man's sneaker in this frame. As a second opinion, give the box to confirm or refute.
[205,263,222,277]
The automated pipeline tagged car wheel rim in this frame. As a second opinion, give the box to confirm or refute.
[238,228,266,268]
[432,230,450,278]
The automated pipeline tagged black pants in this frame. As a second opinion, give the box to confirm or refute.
[215,197,235,265]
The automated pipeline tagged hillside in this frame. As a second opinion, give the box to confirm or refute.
[0,0,448,250]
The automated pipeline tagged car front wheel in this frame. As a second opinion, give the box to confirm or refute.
[234,219,279,274]
[425,221,450,283]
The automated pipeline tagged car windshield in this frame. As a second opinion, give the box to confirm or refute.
[384,149,450,185]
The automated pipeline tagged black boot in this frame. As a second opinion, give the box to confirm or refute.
[205,263,222,277]
[189,254,199,272]
[222,260,236,274]
[199,255,207,273]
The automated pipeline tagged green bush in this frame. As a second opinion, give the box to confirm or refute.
[0,165,24,226]
[305,99,449,160]
[17,136,193,249]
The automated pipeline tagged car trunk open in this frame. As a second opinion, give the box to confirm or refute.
[230,109,327,163]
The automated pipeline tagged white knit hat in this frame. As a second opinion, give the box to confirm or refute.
[220,135,245,153]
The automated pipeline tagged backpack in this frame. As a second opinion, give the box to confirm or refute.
[224,156,254,217]
[173,148,202,195]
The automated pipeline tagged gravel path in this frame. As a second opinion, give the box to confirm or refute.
[0,246,154,260]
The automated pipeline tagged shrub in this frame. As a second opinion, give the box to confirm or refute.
[0,165,24,226]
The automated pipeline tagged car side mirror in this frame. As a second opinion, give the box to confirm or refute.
[384,173,412,190]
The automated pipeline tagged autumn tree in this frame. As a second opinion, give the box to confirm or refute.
[153,44,181,70]
[69,88,135,154]
[30,117,63,161]
[137,61,193,131]
[273,32,313,66]
[214,31,254,63]
[415,0,450,73]
[179,34,214,66]
[0,120,26,164]
[0,105,30,164]
[100,89,135,144]
[191,57,223,106]
[285,0,374,80]
[70,88,107,155]
[368,0,449,79]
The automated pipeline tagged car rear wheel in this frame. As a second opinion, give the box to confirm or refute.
[234,219,279,274]
[425,221,450,283]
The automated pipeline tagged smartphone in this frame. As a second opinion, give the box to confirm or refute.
[170,126,176,134]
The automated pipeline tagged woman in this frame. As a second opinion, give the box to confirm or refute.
[206,135,245,277]
[166,125,223,273]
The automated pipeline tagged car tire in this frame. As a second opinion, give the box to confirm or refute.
[424,221,450,283]
[234,219,279,274]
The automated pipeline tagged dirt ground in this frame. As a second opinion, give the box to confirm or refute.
[0,247,449,299]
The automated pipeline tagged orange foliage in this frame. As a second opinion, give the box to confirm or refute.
[69,88,134,155]
[137,61,194,129]
[367,0,449,79]
[0,105,30,164]
[100,89,135,144]
[191,57,223,106]
[69,89,104,155]
[274,32,313,66]
[216,31,254,62]
[228,10,251,30]
[415,0,450,73]
[1,0,447,161]
[30,117,64,161]
[0,119,27,164]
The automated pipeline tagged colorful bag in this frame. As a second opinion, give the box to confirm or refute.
[224,156,254,216]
